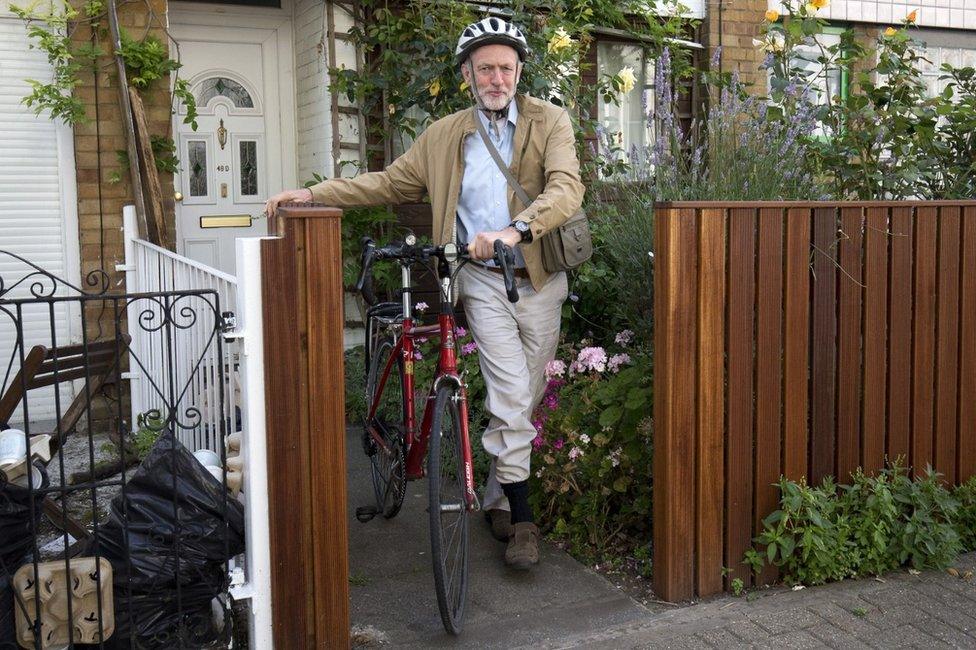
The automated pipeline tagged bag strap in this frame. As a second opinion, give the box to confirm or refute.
[472,107,532,208]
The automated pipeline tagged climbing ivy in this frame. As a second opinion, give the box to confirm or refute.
[11,0,197,172]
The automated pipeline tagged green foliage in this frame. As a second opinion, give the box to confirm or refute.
[530,338,652,560]
[329,0,694,177]
[12,1,198,180]
[730,577,744,597]
[749,464,965,586]
[954,476,976,552]
[565,185,653,343]
[132,410,165,459]
[117,31,178,89]
[11,2,96,124]
[344,346,367,423]
[761,0,976,199]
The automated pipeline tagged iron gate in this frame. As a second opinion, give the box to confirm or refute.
[1,250,246,649]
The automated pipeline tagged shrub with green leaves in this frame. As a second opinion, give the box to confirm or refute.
[954,476,976,552]
[747,465,965,586]
[529,334,652,560]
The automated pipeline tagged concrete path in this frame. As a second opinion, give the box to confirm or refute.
[345,426,660,648]
[347,424,976,648]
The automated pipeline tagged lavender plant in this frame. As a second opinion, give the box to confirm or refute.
[601,48,829,201]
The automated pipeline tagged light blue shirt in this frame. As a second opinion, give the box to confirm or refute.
[456,101,526,267]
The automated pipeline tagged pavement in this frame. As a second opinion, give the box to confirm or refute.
[346,426,976,648]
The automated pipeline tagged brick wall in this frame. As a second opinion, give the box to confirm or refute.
[295,0,333,183]
[706,0,770,95]
[70,0,175,340]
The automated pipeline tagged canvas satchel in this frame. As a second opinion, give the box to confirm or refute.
[473,108,592,273]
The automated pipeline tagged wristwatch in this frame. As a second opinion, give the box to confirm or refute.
[510,220,532,243]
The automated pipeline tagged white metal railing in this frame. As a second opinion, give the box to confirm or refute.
[118,206,273,646]
[120,206,239,453]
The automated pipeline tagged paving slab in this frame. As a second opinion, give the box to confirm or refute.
[554,553,976,649]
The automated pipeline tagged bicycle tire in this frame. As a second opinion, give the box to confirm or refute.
[427,383,469,635]
[364,336,407,519]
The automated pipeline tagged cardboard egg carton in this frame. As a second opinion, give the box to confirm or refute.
[13,557,114,648]
[225,431,243,496]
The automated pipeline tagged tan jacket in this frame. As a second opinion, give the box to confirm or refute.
[308,94,584,291]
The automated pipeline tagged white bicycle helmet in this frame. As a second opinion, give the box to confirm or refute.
[455,17,530,65]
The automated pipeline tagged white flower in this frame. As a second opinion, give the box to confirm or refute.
[580,433,590,445]
[614,329,635,346]
[616,66,636,94]
[415,301,429,312]
[545,359,567,380]
[754,32,786,53]
[568,446,584,461]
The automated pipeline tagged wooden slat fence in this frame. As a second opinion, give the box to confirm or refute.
[653,201,976,602]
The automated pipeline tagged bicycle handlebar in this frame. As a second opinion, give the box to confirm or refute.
[355,237,519,306]
[493,239,519,304]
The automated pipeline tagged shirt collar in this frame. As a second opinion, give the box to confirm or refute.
[477,100,519,131]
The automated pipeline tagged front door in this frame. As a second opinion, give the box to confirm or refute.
[172,26,284,274]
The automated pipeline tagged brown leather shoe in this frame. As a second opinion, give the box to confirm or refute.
[505,522,539,569]
[485,508,513,542]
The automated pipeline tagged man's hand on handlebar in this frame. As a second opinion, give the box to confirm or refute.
[467,227,520,261]
[264,187,314,216]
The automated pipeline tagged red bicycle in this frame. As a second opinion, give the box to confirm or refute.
[354,235,519,634]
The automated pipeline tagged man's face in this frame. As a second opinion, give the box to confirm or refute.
[461,44,521,111]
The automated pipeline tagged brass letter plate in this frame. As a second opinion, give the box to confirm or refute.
[199,215,253,229]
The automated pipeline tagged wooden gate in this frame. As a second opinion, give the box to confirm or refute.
[653,201,976,601]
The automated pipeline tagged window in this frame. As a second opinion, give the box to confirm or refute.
[596,41,655,163]
[195,77,254,109]
[918,45,976,98]
[787,29,847,107]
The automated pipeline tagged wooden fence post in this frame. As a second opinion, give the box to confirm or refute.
[261,204,349,648]
[653,207,698,602]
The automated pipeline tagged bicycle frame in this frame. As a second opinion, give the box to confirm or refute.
[364,265,478,509]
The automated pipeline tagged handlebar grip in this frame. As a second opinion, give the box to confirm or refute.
[356,239,378,306]
[493,240,519,304]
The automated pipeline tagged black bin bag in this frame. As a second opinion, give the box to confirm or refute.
[0,466,48,650]
[90,435,245,649]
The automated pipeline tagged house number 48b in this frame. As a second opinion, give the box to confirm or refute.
[216,164,230,172]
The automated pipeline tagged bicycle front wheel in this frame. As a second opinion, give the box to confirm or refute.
[427,383,470,635]
[365,336,407,518]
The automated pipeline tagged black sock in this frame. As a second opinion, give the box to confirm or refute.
[501,480,533,525]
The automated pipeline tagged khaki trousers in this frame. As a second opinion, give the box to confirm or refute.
[457,263,567,512]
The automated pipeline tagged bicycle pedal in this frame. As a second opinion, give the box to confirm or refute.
[355,506,379,523]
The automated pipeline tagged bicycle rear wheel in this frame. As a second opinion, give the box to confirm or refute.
[427,383,469,635]
[364,336,407,518]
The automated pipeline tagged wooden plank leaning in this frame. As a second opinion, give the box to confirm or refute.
[106,0,150,243]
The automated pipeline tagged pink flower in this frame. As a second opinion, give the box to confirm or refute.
[568,446,584,461]
[615,329,635,346]
[461,341,478,355]
[545,359,566,380]
[572,346,607,374]
[455,326,467,337]
[554,438,565,450]
[413,350,423,360]
[532,434,545,450]
[415,301,429,313]
[608,353,632,373]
